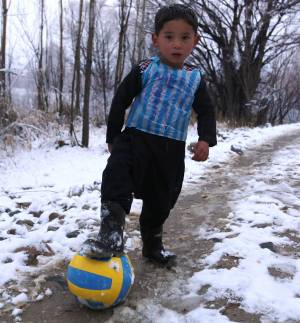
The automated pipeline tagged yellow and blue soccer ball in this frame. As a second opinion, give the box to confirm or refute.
[67,253,134,310]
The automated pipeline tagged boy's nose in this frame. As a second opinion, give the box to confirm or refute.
[173,40,182,48]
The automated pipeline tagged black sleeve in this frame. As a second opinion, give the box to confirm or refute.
[192,78,217,147]
[106,65,142,144]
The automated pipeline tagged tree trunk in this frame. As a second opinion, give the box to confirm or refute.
[37,0,45,110]
[100,34,108,123]
[59,0,64,115]
[131,0,140,65]
[136,0,146,62]
[0,0,8,98]
[82,0,96,148]
[114,0,132,94]
[70,0,83,139]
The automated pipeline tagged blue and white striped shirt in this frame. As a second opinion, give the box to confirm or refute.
[126,56,201,141]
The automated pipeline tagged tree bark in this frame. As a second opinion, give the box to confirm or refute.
[59,0,64,115]
[82,0,96,148]
[0,0,8,98]
[114,0,132,93]
[70,0,83,139]
[37,0,45,110]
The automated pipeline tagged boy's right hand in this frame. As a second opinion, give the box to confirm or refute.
[108,144,113,153]
[192,141,209,162]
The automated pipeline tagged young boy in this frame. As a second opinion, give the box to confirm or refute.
[81,4,217,265]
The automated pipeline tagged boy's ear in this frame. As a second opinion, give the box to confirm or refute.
[152,33,159,47]
[194,34,200,47]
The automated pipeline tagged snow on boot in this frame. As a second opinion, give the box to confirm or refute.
[81,201,125,259]
[141,226,177,266]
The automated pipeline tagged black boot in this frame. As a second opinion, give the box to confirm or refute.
[141,225,176,266]
[81,201,125,259]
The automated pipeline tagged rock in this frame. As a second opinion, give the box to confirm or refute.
[16,202,31,209]
[47,226,59,232]
[217,132,228,140]
[66,230,80,238]
[62,204,76,211]
[9,210,21,217]
[68,186,84,197]
[29,211,43,218]
[82,204,90,210]
[55,140,69,149]
[21,186,33,190]
[210,237,222,243]
[268,266,295,280]
[48,213,61,221]
[3,257,13,263]
[7,228,16,235]
[259,242,277,253]
[230,145,244,155]
[16,219,34,227]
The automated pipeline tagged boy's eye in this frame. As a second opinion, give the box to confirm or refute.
[182,35,191,40]
[165,35,173,40]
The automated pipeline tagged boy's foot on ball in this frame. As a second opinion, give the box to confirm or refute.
[80,239,123,259]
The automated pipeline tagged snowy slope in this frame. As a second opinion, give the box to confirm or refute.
[0,122,299,321]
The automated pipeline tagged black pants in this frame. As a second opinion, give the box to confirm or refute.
[101,128,185,229]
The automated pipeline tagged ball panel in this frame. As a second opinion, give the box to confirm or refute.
[113,255,134,306]
[67,281,110,304]
[67,266,112,290]
[69,254,111,276]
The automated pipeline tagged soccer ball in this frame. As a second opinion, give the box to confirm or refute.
[67,253,134,310]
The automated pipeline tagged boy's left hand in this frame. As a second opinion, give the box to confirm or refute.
[192,141,209,162]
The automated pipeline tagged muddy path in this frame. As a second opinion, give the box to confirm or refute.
[1,129,300,323]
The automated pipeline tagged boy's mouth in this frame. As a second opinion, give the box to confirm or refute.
[171,53,182,58]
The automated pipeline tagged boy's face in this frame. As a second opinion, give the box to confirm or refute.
[152,19,199,68]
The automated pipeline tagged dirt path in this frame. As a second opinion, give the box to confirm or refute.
[1,129,300,323]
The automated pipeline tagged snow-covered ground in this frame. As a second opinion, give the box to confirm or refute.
[187,131,300,322]
[0,122,299,321]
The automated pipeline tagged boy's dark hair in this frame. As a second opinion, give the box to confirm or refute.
[154,4,198,34]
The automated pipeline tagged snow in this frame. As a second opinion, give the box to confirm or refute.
[187,135,300,322]
[0,122,300,321]
[11,293,28,306]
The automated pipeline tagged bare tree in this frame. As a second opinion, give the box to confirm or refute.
[70,0,84,140]
[58,0,64,115]
[114,0,133,93]
[0,0,8,98]
[190,0,300,124]
[93,5,115,124]
[266,52,300,124]
[37,0,45,110]
[15,1,48,111]
[130,0,147,65]
[82,0,96,147]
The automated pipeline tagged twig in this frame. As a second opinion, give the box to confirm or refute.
[15,123,49,136]
[0,189,59,196]
[0,122,48,137]
[0,122,17,136]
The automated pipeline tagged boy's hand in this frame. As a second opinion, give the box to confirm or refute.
[108,144,113,153]
[192,141,209,162]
